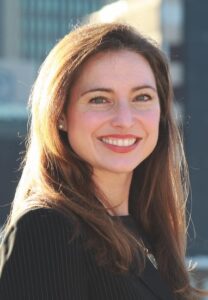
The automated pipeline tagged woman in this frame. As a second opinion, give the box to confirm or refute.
[0,22,199,299]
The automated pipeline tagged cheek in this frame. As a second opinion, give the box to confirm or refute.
[143,108,160,133]
[66,109,106,137]
[143,109,160,156]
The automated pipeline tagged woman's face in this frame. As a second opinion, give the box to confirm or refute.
[64,50,160,177]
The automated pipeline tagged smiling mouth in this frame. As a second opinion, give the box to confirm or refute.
[99,137,138,147]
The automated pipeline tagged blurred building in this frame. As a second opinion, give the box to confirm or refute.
[183,0,208,258]
[0,1,3,57]
[2,0,113,62]
[88,0,162,43]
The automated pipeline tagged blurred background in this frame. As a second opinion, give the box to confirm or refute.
[0,0,208,293]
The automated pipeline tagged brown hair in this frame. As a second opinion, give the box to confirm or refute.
[6,23,199,299]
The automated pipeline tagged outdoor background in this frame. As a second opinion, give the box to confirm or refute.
[0,0,208,294]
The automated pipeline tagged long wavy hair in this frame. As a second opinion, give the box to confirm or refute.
[5,23,199,299]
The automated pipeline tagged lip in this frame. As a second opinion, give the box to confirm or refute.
[98,134,141,153]
[99,134,140,139]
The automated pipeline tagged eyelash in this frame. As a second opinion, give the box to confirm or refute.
[88,94,152,104]
[89,97,108,104]
[134,94,152,102]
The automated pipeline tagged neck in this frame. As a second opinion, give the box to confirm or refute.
[92,170,133,216]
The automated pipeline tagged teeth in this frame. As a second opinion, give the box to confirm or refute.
[101,137,136,147]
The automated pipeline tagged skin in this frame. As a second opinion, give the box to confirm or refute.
[62,50,160,215]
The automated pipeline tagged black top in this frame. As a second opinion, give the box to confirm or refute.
[0,208,174,300]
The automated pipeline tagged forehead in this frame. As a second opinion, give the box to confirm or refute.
[71,50,157,91]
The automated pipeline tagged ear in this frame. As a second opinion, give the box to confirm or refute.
[58,114,67,132]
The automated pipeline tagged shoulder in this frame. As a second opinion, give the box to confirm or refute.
[14,207,79,231]
[0,208,88,299]
[2,207,81,254]
[1,207,83,264]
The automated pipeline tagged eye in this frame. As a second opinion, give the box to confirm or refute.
[89,96,109,104]
[134,94,152,102]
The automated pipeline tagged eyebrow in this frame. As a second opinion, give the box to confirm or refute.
[81,88,113,97]
[80,85,157,97]
[132,85,157,92]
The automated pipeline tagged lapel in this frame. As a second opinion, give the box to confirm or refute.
[119,216,175,299]
[140,259,175,300]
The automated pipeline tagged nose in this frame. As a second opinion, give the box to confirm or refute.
[111,102,135,128]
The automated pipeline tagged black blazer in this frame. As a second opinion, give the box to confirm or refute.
[0,208,174,300]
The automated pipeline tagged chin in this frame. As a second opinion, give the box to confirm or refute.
[103,164,137,175]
